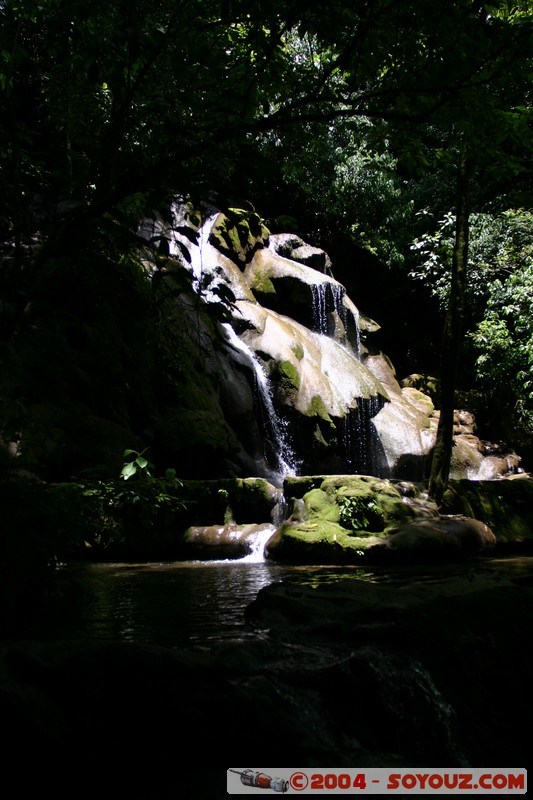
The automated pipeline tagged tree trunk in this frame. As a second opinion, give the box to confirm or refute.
[428,149,469,505]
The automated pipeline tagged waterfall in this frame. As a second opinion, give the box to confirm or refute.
[221,323,297,484]
[311,282,329,336]
[341,396,388,476]
[168,204,222,300]
[140,201,393,481]
[145,203,299,484]
[311,282,361,356]
[237,525,276,563]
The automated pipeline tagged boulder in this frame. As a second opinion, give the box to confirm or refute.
[243,246,360,345]
[209,207,270,265]
[269,232,333,274]
[265,475,441,563]
[367,515,496,561]
[442,475,533,543]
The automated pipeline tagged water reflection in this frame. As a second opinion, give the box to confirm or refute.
[46,555,533,649]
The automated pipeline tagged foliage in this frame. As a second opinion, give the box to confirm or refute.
[79,477,187,548]
[468,256,533,437]
[120,447,154,481]
[338,494,384,533]
[1,0,530,252]
[409,208,533,318]
[332,139,414,267]
[255,116,415,265]
[409,207,533,443]
[120,446,181,484]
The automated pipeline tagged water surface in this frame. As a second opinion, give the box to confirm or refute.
[43,554,533,649]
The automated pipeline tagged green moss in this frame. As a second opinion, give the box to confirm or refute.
[249,265,276,295]
[210,208,270,265]
[276,476,423,563]
[306,395,332,422]
[291,343,304,360]
[271,359,300,407]
[270,517,384,561]
[276,360,300,389]
[313,425,330,448]
[304,488,340,522]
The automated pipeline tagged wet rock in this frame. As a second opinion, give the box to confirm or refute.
[368,515,496,561]
[183,522,277,560]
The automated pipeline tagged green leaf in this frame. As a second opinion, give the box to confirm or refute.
[120,462,137,480]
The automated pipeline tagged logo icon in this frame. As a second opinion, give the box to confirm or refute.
[229,769,289,793]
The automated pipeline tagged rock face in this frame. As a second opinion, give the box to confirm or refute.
[183,522,277,560]
[143,202,522,484]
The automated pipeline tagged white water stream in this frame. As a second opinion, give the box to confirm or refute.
[221,323,297,484]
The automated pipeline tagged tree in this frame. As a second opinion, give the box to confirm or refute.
[468,209,533,450]
[423,6,532,503]
[2,1,530,246]
[428,147,470,503]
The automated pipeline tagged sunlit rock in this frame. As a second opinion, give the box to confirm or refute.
[183,522,276,560]
[138,202,525,484]
[265,475,440,563]
[235,301,388,419]
[269,232,333,274]
[244,246,360,347]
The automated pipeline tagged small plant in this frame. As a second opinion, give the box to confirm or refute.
[338,495,384,532]
[120,448,154,481]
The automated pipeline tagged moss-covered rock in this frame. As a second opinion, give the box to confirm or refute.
[305,395,334,423]
[265,475,432,563]
[270,359,301,406]
[209,208,270,266]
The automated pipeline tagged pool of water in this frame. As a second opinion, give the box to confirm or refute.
[36,553,533,649]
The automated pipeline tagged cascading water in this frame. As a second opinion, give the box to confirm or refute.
[311,282,344,338]
[237,525,277,563]
[221,323,298,485]
[311,281,361,357]
[142,203,299,484]
[341,396,388,477]
[168,203,222,299]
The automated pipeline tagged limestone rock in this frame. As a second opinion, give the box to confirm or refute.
[209,208,269,265]
[269,232,333,274]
